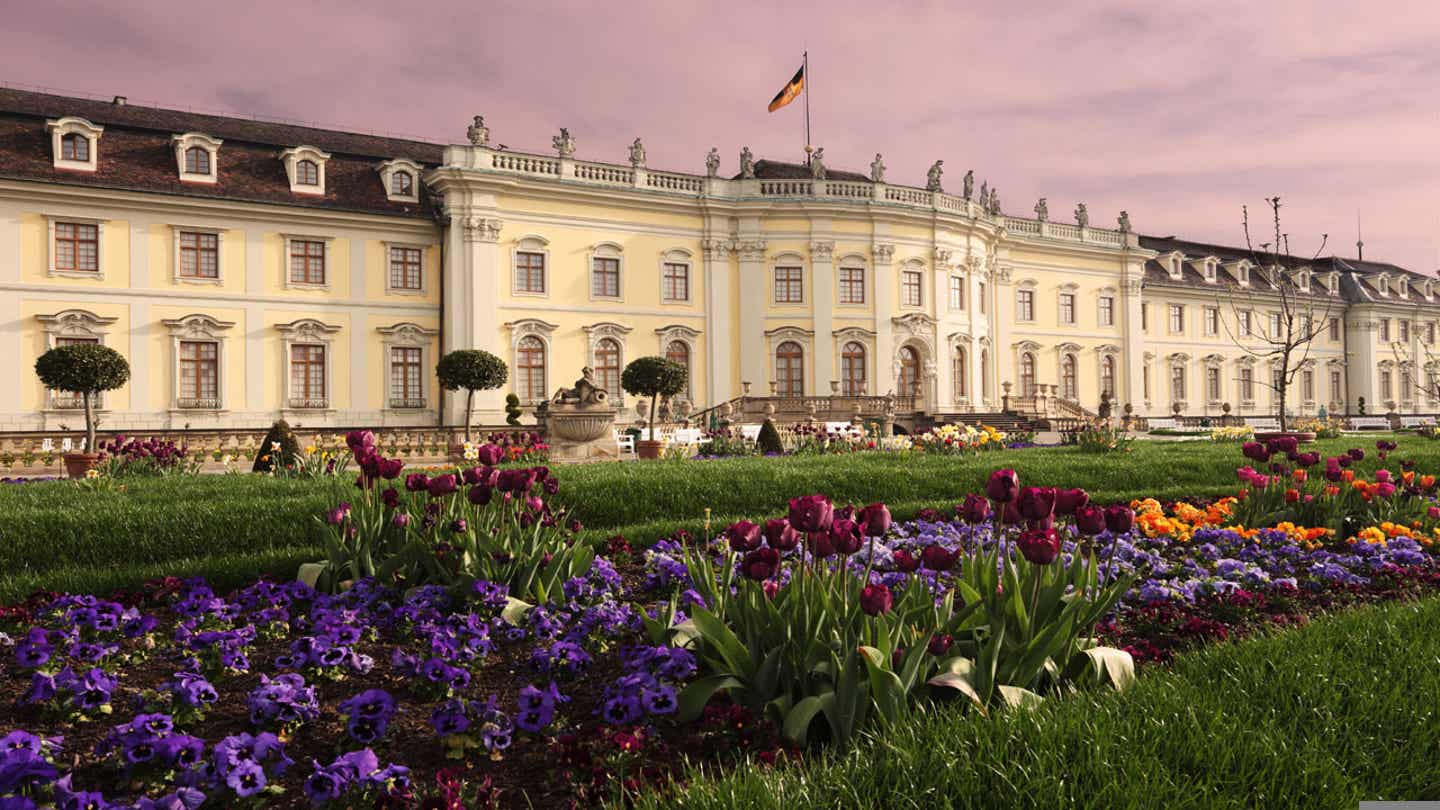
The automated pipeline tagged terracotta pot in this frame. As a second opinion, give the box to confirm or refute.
[1254,431,1317,445]
[62,452,101,479]
[635,439,663,460]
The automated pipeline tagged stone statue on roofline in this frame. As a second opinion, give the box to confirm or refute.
[1034,197,1049,221]
[810,147,827,180]
[962,170,974,201]
[990,188,1002,215]
[553,127,576,158]
[926,160,944,191]
[1118,210,1132,232]
[979,181,989,208]
[870,153,886,183]
[1075,202,1089,228]
[466,115,489,147]
[739,146,755,178]
[628,137,646,168]
[705,147,720,177]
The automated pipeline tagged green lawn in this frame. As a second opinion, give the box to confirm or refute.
[634,595,1440,809]
[0,434,1430,601]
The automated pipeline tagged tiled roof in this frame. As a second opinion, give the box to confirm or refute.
[0,87,438,218]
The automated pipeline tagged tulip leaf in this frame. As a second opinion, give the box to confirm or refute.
[927,670,987,713]
[860,651,906,727]
[676,674,747,723]
[1069,646,1137,691]
[996,684,1045,710]
[500,596,533,626]
[690,607,752,677]
[783,693,834,746]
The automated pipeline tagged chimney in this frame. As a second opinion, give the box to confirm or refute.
[112,95,127,107]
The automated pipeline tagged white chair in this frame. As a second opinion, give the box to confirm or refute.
[739,424,762,441]
[614,430,636,456]
[672,427,706,445]
[60,438,74,452]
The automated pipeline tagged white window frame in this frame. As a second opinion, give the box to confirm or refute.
[1098,293,1115,327]
[377,322,439,410]
[588,241,625,302]
[1058,284,1077,325]
[170,225,225,285]
[771,253,807,306]
[1168,304,1185,335]
[46,215,108,279]
[584,322,634,405]
[282,233,335,290]
[163,314,234,411]
[659,248,693,304]
[383,242,428,296]
[899,263,924,309]
[1204,306,1219,336]
[505,318,559,405]
[279,145,332,195]
[46,117,103,172]
[837,257,868,307]
[172,132,222,184]
[377,158,423,203]
[511,235,551,298]
[658,324,703,402]
[948,274,966,312]
[1015,282,1037,322]
[35,309,118,411]
[277,319,341,411]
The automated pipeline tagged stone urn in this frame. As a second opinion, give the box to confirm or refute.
[543,367,621,461]
[548,412,614,443]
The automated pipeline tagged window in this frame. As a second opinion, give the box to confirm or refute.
[1099,296,1114,327]
[978,282,987,314]
[52,336,99,409]
[774,267,804,303]
[775,341,804,397]
[948,276,965,311]
[389,346,423,407]
[1380,319,1391,342]
[1239,311,1252,336]
[184,146,211,175]
[515,251,546,294]
[178,231,219,279]
[840,267,866,304]
[1269,312,1282,337]
[952,346,967,399]
[898,346,922,399]
[1020,352,1037,397]
[1207,367,1221,401]
[665,340,692,399]
[1380,370,1393,399]
[1205,307,1219,336]
[1169,305,1184,334]
[55,222,99,272]
[591,257,621,298]
[1331,370,1342,401]
[1141,304,1149,332]
[296,159,319,186]
[1401,371,1412,401]
[1059,293,1076,325]
[1329,317,1340,341]
[517,337,546,402]
[594,338,622,396]
[1101,355,1116,399]
[388,246,423,291]
[289,344,327,405]
[662,262,690,302]
[1240,367,1255,401]
[1016,289,1035,321]
[842,342,867,396]
[61,133,90,162]
[901,270,923,307]
[1400,320,1411,342]
[391,171,414,198]
[1272,368,1284,397]
[1302,369,1314,401]
[178,341,218,406]
[1170,365,1186,401]
[1060,354,1077,399]
[288,239,326,285]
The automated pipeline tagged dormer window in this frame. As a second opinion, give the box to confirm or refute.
[46,117,104,172]
[1398,278,1409,297]
[172,133,222,184]
[376,158,422,203]
[1426,281,1435,300]
[1167,253,1183,280]
[1203,258,1217,283]
[1378,275,1390,296]
[1297,269,1310,292]
[1327,271,1340,295]
[279,146,331,195]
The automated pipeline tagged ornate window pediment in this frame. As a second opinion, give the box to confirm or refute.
[377,158,422,203]
[376,322,438,345]
[764,325,815,342]
[279,145,331,195]
[1095,343,1122,356]
[172,133,222,183]
[36,309,117,342]
[1055,342,1082,354]
[275,318,341,342]
[655,324,701,342]
[163,313,235,339]
[1012,339,1042,352]
[1168,352,1191,363]
[47,117,103,172]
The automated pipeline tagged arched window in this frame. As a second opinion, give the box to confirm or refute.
[1020,352,1037,397]
[184,146,211,175]
[841,341,867,396]
[953,346,967,399]
[1101,355,1116,399]
[296,159,319,186]
[594,338,622,396]
[665,340,692,400]
[1061,353,1077,400]
[898,346,921,399]
[391,170,414,197]
[775,341,804,397]
[517,336,546,403]
[61,133,89,162]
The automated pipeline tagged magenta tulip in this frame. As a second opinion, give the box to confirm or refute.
[1017,487,1057,523]
[1103,504,1135,535]
[859,584,894,616]
[920,544,960,572]
[741,547,780,581]
[957,493,991,523]
[726,521,763,553]
[830,519,864,555]
[1074,504,1106,536]
[788,495,835,533]
[1054,488,1089,516]
[1017,527,1060,565]
[859,503,892,537]
[985,469,1020,502]
[763,518,800,551]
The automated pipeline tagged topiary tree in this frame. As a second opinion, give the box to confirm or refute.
[505,393,523,426]
[253,419,301,473]
[436,349,508,442]
[620,356,688,441]
[756,418,784,455]
[34,343,130,452]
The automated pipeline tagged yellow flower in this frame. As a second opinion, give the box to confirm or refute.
[84,468,100,479]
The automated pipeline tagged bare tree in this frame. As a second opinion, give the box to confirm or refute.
[1215,197,1332,431]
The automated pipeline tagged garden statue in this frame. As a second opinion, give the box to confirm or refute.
[962,169,974,200]
[705,147,720,177]
[739,146,755,178]
[1035,197,1049,221]
[926,160,944,191]
[628,137,646,168]
[551,366,607,407]
[870,153,886,183]
[552,127,576,158]
[810,147,826,180]
[1118,210,1132,232]
[1075,202,1089,228]
[545,367,618,461]
[466,115,489,147]
[1097,391,1112,420]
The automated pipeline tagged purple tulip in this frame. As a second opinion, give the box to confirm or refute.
[1017,527,1060,565]
[426,474,458,498]
[763,518,799,551]
[1017,487,1057,523]
[892,548,921,572]
[726,521,762,553]
[807,531,837,559]
[957,493,991,523]
[1103,504,1134,535]
[476,444,505,466]
[920,544,960,571]
[985,469,1020,502]
[404,473,430,492]
[740,548,780,580]
[859,584,893,616]
[830,519,863,555]
[1074,504,1106,536]
[858,503,892,537]
[1054,488,1089,516]
[788,495,835,533]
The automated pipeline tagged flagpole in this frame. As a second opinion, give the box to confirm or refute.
[803,50,811,163]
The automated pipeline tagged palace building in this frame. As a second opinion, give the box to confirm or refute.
[0,86,1435,431]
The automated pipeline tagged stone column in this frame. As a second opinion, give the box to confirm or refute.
[810,239,835,394]
[1121,273,1145,412]
[932,248,953,411]
[872,243,895,395]
[702,237,734,405]
[990,262,1013,403]
[736,237,768,393]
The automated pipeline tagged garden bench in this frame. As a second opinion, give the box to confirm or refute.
[1348,417,1391,430]
[1147,418,1180,430]
[1400,416,1436,428]
[613,430,636,456]
[1245,418,1282,431]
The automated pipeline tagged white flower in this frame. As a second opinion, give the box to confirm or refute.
[271,441,282,452]
[462,441,479,460]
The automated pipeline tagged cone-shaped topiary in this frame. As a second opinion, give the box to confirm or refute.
[253,419,302,473]
[436,349,508,442]
[756,418,784,455]
[34,343,131,452]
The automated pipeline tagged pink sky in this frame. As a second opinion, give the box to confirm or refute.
[6,0,1440,271]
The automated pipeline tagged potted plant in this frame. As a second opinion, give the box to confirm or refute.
[33,343,130,478]
[436,349,508,453]
[621,356,688,460]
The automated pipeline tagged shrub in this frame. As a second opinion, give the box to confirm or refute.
[505,393,523,426]
[621,357,688,442]
[436,350,508,442]
[253,420,302,473]
[97,435,201,477]
[755,419,784,455]
[33,343,131,452]
[1071,424,1134,453]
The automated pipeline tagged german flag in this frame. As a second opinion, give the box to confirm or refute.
[767,64,805,112]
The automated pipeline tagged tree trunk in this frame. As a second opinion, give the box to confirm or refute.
[464,389,474,443]
[83,391,95,453]
[648,395,657,442]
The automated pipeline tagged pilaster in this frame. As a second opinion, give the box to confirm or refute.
[810,237,835,393]
[736,232,767,392]
[129,300,150,413]
[702,237,734,404]
[872,240,895,397]
[1121,263,1146,412]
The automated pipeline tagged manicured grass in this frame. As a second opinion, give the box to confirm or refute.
[2,434,1433,602]
[637,595,1440,809]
